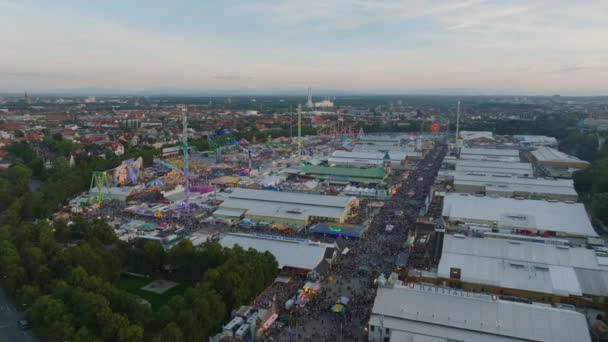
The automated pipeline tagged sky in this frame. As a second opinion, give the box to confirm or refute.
[0,0,607,95]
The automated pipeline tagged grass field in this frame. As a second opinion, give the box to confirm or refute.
[115,276,190,309]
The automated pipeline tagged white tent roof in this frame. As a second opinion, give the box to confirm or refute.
[219,233,329,270]
[370,283,591,342]
[442,193,597,237]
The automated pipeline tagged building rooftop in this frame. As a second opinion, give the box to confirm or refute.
[442,193,597,237]
[451,160,534,176]
[459,131,494,141]
[328,157,385,167]
[438,234,608,297]
[217,188,357,222]
[300,165,385,179]
[460,147,520,157]
[219,233,330,270]
[513,135,558,144]
[220,198,347,221]
[453,174,577,197]
[370,283,591,342]
[227,188,355,208]
[531,147,590,165]
[353,144,414,153]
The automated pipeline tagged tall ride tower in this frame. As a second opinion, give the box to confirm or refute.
[456,101,461,140]
[455,101,463,149]
[297,103,302,164]
[181,106,190,205]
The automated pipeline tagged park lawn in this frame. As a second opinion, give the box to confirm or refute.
[115,275,191,310]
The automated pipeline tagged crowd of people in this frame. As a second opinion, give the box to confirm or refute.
[252,279,305,311]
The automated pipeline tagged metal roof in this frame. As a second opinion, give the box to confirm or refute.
[438,234,608,297]
[460,147,520,157]
[227,188,355,208]
[454,174,573,188]
[455,159,533,170]
[219,233,329,270]
[531,147,590,164]
[442,193,597,237]
[330,150,410,162]
[513,135,558,144]
[353,144,414,152]
[220,198,347,221]
[453,174,577,197]
[370,283,591,342]
[328,157,385,166]
[213,208,246,218]
[300,165,385,179]
[454,160,534,176]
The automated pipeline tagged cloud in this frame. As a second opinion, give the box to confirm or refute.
[0,71,74,78]
[212,76,255,81]
[0,0,607,94]
[553,65,608,73]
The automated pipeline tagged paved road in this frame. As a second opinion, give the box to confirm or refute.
[0,289,36,342]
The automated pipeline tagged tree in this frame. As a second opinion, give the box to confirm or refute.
[117,324,144,342]
[73,326,101,342]
[143,240,165,273]
[592,193,608,223]
[29,296,75,341]
[5,141,34,163]
[592,160,608,194]
[153,322,184,342]
[4,164,32,194]
[17,284,41,306]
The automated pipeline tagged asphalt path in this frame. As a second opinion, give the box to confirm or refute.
[0,289,36,342]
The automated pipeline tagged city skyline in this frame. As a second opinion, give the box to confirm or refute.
[1,0,607,95]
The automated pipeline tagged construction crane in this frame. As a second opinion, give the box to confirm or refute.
[297,103,302,164]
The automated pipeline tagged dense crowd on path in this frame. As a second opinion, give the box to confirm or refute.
[252,280,304,311]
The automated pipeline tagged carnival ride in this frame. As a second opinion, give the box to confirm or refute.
[316,118,356,142]
[90,171,112,205]
[113,157,143,186]
[89,157,143,205]
[180,107,192,206]
[208,128,237,163]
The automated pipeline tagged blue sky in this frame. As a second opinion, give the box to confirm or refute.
[1,0,607,94]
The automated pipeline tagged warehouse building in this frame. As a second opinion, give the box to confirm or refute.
[513,135,558,149]
[442,193,597,238]
[435,234,608,303]
[452,173,577,201]
[530,147,589,170]
[442,159,534,177]
[356,134,403,145]
[369,282,591,342]
[328,150,419,168]
[299,164,388,185]
[352,144,409,153]
[214,188,358,228]
[459,147,521,163]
